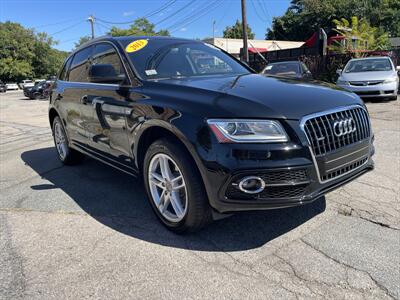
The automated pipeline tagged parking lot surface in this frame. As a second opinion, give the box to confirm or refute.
[1,90,399,299]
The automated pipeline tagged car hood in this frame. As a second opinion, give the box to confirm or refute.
[340,70,395,82]
[145,74,362,120]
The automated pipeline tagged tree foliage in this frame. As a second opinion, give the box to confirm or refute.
[331,17,390,56]
[0,22,68,82]
[108,18,170,37]
[266,0,399,41]
[74,36,91,49]
[223,20,255,39]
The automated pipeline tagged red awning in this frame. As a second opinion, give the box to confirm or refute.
[248,47,268,53]
[303,32,318,48]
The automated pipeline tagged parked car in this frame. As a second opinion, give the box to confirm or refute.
[34,79,46,85]
[261,61,313,79]
[336,56,399,100]
[0,81,6,93]
[24,80,50,99]
[49,36,374,232]
[6,83,19,90]
[20,79,34,89]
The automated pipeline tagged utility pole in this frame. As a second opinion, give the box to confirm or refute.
[212,20,216,40]
[88,15,95,39]
[241,0,249,63]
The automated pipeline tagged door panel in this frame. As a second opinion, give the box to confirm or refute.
[84,85,133,163]
[60,46,93,144]
[55,81,88,144]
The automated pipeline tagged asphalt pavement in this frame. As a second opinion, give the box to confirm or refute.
[1,90,399,299]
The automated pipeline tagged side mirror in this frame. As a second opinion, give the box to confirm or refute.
[89,64,126,84]
[397,66,400,74]
[336,69,343,75]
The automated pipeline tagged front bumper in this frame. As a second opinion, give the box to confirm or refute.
[337,81,398,98]
[196,120,374,214]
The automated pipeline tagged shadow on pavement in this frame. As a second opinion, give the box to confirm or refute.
[21,147,326,252]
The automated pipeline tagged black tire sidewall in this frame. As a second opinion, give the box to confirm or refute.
[143,139,208,232]
[52,116,71,163]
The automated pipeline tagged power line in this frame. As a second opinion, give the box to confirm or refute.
[250,0,268,22]
[215,0,233,27]
[154,0,197,26]
[58,36,83,45]
[33,17,83,29]
[257,0,269,21]
[167,0,221,31]
[169,0,224,33]
[96,0,177,25]
[97,22,113,33]
[49,20,85,36]
[250,0,288,41]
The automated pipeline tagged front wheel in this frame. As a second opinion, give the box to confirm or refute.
[143,138,212,233]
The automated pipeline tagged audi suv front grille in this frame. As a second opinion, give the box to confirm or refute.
[301,106,372,183]
[321,156,368,181]
[302,106,371,157]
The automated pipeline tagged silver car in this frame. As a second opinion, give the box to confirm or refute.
[336,56,399,101]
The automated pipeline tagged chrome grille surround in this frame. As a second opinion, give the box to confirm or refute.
[300,105,372,183]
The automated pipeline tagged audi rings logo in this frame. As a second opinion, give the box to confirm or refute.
[333,118,357,137]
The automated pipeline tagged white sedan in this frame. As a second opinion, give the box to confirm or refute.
[6,83,19,90]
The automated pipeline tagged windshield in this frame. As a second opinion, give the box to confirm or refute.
[263,62,300,76]
[344,58,393,73]
[122,39,250,80]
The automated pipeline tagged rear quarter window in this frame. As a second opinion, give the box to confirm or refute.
[58,56,73,81]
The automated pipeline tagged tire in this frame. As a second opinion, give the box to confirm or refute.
[52,116,84,165]
[33,93,41,100]
[143,138,212,233]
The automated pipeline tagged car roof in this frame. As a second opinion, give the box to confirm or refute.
[74,35,199,53]
[268,61,300,64]
[348,56,390,62]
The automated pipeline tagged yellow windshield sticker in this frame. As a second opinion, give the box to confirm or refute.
[125,39,148,53]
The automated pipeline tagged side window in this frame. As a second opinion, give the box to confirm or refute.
[58,56,72,81]
[92,43,126,78]
[69,46,93,82]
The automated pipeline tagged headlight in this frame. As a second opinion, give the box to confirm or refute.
[383,77,398,84]
[336,79,348,85]
[207,119,289,143]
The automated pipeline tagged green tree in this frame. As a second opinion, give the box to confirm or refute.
[0,21,68,82]
[0,22,35,81]
[266,0,399,41]
[74,36,91,48]
[331,17,390,56]
[108,18,170,37]
[223,20,255,39]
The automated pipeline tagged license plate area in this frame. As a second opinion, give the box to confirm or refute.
[315,140,370,182]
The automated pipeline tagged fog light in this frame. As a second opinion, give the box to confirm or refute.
[238,176,266,194]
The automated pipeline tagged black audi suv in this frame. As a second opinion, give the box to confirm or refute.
[49,36,374,232]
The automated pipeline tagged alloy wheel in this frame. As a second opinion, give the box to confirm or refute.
[148,153,188,222]
[54,121,68,160]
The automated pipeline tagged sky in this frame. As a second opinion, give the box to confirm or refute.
[1,0,291,52]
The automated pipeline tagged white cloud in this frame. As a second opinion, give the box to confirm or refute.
[122,11,135,17]
[158,12,164,16]
[180,27,187,32]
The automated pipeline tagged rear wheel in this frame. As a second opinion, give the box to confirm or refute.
[143,138,212,233]
[52,116,84,165]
